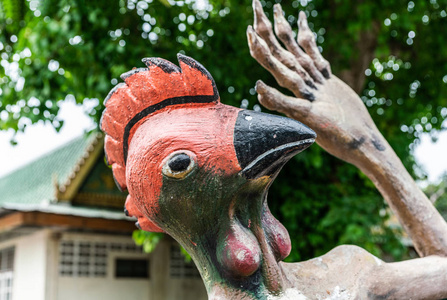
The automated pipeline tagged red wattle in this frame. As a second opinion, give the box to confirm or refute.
[125,195,164,232]
[262,209,291,261]
[217,221,261,277]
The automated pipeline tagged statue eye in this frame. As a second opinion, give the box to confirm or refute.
[169,153,190,172]
[162,151,196,179]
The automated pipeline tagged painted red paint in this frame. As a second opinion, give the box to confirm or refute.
[217,219,261,277]
[126,103,242,230]
[100,55,316,298]
[262,205,292,261]
[101,55,218,192]
[125,195,163,232]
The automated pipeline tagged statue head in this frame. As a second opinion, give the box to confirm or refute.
[101,54,315,295]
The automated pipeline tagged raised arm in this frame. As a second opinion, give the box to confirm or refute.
[247,0,447,257]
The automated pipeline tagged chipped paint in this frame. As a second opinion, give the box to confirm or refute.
[267,288,308,300]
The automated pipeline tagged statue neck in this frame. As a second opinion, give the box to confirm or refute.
[168,187,289,299]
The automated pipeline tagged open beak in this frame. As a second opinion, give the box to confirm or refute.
[234,110,316,179]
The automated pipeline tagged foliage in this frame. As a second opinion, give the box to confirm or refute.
[132,230,164,253]
[425,173,447,220]
[436,193,447,220]
[133,230,192,262]
[2,0,447,261]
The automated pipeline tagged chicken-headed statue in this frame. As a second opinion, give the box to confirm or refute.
[100,2,447,299]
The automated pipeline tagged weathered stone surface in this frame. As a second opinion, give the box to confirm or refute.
[100,3,447,298]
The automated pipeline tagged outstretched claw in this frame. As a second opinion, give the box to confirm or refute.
[248,0,369,161]
[247,26,315,101]
[252,0,316,89]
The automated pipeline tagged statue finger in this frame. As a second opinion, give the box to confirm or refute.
[273,4,324,84]
[256,80,312,119]
[297,11,332,79]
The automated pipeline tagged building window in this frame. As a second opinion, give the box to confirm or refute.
[169,246,200,279]
[115,259,149,279]
[0,247,14,300]
[59,240,142,277]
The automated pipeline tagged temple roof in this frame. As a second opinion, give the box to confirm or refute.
[0,133,130,221]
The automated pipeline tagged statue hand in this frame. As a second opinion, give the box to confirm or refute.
[247,1,383,166]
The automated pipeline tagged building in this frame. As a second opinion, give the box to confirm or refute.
[0,134,207,300]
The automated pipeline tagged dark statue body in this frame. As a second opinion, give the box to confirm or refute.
[100,2,447,299]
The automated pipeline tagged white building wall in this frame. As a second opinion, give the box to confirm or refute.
[57,278,150,300]
[0,228,50,300]
[55,232,151,300]
[54,233,207,300]
[150,240,207,300]
[0,229,207,300]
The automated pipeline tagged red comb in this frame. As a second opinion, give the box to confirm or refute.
[100,54,219,191]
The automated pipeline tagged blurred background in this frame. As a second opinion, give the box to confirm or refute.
[0,0,447,299]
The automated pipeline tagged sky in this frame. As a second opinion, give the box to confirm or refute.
[413,130,447,183]
[0,99,96,178]
[0,101,446,184]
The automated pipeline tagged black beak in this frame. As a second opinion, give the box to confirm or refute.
[234,110,316,179]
